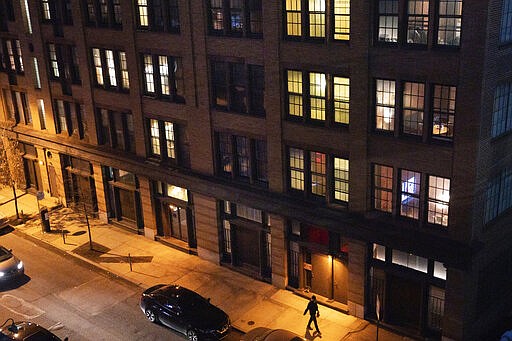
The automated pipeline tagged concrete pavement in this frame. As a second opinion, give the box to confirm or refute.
[0,187,411,341]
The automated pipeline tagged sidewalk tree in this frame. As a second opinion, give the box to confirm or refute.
[0,123,24,220]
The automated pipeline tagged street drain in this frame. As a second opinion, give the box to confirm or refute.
[248,321,255,325]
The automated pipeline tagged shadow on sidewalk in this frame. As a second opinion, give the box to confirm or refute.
[73,242,153,264]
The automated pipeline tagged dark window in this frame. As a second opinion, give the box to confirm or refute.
[136,0,180,33]
[0,38,24,73]
[84,0,122,28]
[41,0,73,25]
[54,99,84,137]
[216,132,268,186]
[96,108,135,153]
[0,0,15,31]
[208,0,262,38]
[375,0,463,47]
[46,43,81,84]
[211,60,265,115]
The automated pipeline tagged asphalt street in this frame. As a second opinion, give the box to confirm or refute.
[0,230,243,341]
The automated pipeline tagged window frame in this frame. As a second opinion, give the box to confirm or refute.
[207,0,262,38]
[136,0,180,33]
[142,53,184,103]
[147,118,178,162]
[216,132,268,186]
[284,0,350,42]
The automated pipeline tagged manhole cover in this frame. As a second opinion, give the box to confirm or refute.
[248,321,255,325]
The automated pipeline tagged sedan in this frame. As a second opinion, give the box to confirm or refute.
[241,328,306,341]
[0,246,24,282]
[140,284,231,341]
[0,320,66,340]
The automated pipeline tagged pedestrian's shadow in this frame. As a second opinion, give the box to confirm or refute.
[304,329,322,340]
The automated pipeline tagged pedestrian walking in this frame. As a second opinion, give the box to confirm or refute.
[303,295,321,334]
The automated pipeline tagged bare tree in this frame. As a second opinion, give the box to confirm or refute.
[0,124,24,220]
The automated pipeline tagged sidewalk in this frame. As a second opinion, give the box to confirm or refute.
[0,187,411,341]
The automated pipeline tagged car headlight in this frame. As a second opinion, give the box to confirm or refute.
[0,272,4,277]
[17,261,23,270]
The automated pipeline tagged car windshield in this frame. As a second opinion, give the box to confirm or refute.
[0,247,12,262]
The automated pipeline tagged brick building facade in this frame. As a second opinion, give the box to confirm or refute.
[1,1,511,339]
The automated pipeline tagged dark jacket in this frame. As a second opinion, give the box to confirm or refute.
[304,300,319,316]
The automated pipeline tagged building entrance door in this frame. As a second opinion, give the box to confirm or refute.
[310,254,330,299]
[333,258,348,304]
[387,275,422,329]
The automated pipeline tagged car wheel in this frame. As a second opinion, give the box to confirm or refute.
[145,308,158,323]
[186,329,198,341]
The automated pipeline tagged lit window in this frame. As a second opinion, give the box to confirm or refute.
[437,0,462,46]
[373,244,386,261]
[33,58,41,89]
[218,133,232,175]
[22,0,33,34]
[310,151,326,196]
[37,99,46,130]
[106,50,117,87]
[402,82,424,135]
[289,147,304,191]
[159,56,170,95]
[15,41,23,72]
[407,0,429,44]
[392,250,428,273]
[375,79,395,131]
[501,0,512,43]
[432,85,456,139]
[434,261,447,280]
[211,0,224,31]
[144,54,155,93]
[165,122,175,159]
[55,100,68,134]
[377,0,398,42]
[6,41,15,71]
[309,0,326,38]
[236,136,250,178]
[334,157,349,202]
[119,52,129,89]
[309,72,326,120]
[48,44,59,77]
[373,164,393,212]
[150,119,160,155]
[334,0,350,40]
[42,0,52,20]
[400,169,421,219]
[287,70,303,117]
[286,0,302,36]
[427,175,450,226]
[138,0,149,26]
[92,48,103,85]
[334,76,349,124]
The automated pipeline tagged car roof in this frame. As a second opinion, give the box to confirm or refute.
[0,321,61,340]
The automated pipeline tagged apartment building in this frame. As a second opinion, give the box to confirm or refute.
[0,1,511,339]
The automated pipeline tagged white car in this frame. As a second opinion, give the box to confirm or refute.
[0,246,24,282]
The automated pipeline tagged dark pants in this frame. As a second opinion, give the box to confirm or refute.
[307,315,319,332]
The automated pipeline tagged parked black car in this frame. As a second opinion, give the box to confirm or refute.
[140,284,231,340]
[0,321,66,340]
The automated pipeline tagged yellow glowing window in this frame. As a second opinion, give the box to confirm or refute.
[334,76,349,124]
[310,72,326,121]
[334,157,349,202]
[308,0,325,37]
[287,70,303,117]
[334,0,350,40]
[138,0,148,27]
[286,0,302,36]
